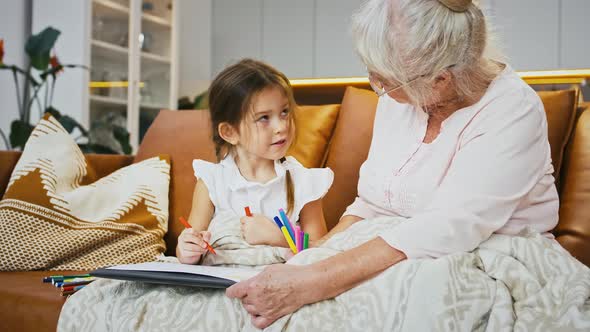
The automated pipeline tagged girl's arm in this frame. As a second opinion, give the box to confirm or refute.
[186,179,215,231]
[311,214,363,247]
[241,198,327,247]
[297,198,328,240]
[176,179,215,264]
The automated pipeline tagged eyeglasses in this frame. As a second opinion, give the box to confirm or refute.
[368,71,422,97]
[367,65,456,97]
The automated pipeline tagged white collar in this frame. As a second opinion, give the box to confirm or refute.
[222,155,292,191]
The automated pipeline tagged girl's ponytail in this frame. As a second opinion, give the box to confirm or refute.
[280,157,295,217]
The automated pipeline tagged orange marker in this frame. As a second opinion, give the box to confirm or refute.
[244,206,252,217]
[179,216,216,255]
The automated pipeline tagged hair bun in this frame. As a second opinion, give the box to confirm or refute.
[438,0,472,12]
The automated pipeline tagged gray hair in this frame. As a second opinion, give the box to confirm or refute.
[352,0,504,105]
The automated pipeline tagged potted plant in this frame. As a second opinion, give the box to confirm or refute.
[0,26,131,154]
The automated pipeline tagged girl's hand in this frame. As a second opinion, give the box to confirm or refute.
[176,228,212,264]
[226,264,312,329]
[240,214,283,246]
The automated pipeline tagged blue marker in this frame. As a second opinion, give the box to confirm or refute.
[279,209,295,241]
[273,216,284,229]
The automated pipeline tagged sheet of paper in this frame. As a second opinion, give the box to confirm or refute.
[107,262,260,282]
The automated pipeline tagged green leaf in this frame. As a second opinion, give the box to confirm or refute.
[193,91,209,109]
[112,125,132,155]
[45,106,62,119]
[25,27,60,70]
[9,119,34,149]
[44,107,89,136]
[78,143,118,154]
[58,115,78,133]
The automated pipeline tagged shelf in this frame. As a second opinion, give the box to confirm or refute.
[92,39,169,65]
[90,95,127,107]
[140,102,169,110]
[91,39,128,59]
[142,12,172,28]
[88,0,177,152]
[93,0,129,20]
[141,51,170,64]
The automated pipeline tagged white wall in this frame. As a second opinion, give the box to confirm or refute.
[315,0,365,77]
[32,0,91,127]
[177,0,212,99]
[208,0,589,79]
[0,0,31,149]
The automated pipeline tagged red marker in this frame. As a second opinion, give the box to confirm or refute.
[244,206,252,217]
[179,216,216,255]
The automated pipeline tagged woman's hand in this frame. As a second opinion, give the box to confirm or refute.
[176,228,212,264]
[227,238,407,329]
[226,264,313,329]
[240,214,284,246]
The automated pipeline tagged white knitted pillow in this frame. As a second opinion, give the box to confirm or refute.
[0,114,170,271]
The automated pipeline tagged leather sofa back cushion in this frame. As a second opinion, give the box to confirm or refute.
[136,105,341,255]
[555,109,590,266]
[537,89,579,187]
[323,87,378,230]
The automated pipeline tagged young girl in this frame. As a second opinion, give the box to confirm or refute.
[177,59,333,265]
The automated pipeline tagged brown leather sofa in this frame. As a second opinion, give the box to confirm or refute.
[0,85,588,332]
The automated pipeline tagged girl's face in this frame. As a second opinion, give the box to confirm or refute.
[237,86,293,161]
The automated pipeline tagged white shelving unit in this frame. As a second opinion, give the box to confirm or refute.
[89,0,178,151]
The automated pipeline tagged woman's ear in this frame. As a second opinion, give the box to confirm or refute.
[432,69,453,89]
[218,122,239,145]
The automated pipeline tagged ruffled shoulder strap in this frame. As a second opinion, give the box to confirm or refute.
[192,159,221,207]
[283,156,334,211]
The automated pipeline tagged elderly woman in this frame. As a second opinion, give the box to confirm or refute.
[227,0,558,328]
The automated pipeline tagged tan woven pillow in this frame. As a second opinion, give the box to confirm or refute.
[0,114,170,271]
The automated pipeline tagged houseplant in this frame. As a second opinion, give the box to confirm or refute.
[0,26,131,154]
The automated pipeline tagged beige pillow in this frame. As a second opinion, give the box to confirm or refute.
[0,114,170,271]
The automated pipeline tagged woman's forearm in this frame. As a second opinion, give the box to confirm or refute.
[302,237,406,303]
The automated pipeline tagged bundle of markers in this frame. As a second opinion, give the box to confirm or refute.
[272,208,309,254]
[42,274,95,296]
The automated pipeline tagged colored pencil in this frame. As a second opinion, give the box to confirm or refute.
[55,279,94,288]
[304,233,309,250]
[294,226,301,252]
[43,274,91,282]
[281,226,297,254]
[179,216,216,255]
[299,227,304,252]
[60,289,79,296]
[273,216,284,228]
[278,209,295,241]
[61,284,87,292]
[52,277,94,286]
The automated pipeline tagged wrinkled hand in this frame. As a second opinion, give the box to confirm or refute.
[177,228,212,264]
[226,264,310,329]
[240,214,282,246]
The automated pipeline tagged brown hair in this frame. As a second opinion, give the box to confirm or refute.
[207,58,297,216]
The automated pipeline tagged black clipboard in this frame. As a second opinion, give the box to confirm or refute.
[91,268,235,288]
[90,262,260,289]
